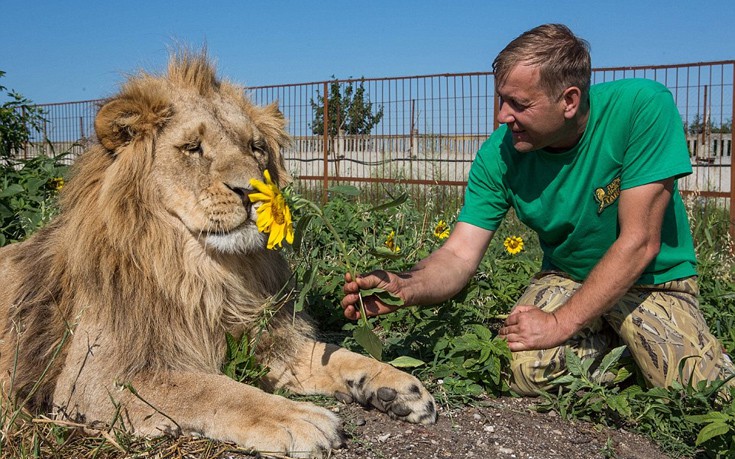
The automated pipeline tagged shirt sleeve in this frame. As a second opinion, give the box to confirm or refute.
[457,131,511,231]
[621,81,692,190]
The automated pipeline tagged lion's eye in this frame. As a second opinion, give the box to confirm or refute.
[251,140,268,163]
[182,141,203,156]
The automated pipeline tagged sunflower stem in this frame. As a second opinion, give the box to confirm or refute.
[294,197,370,327]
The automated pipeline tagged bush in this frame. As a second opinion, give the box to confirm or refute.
[0,70,46,160]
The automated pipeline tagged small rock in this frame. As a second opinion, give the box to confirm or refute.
[377,433,391,442]
[353,417,366,426]
[473,413,482,421]
[483,425,495,433]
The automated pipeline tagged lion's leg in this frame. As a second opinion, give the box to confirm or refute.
[124,371,344,458]
[262,340,437,425]
[53,327,343,458]
[59,370,344,458]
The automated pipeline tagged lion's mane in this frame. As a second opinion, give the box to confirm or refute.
[4,51,310,411]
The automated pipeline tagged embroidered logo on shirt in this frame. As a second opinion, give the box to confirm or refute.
[594,176,621,214]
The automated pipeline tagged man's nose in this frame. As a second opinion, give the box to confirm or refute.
[497,101,514,124]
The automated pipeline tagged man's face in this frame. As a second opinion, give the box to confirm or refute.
[496,64,571,153]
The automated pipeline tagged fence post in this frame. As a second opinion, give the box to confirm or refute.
[322,81,329,204]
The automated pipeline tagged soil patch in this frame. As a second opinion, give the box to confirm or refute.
[327,396,670,459]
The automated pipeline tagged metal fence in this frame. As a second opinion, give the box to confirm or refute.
[18,60,735,237]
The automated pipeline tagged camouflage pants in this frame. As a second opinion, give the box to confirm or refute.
[509,272,734,396]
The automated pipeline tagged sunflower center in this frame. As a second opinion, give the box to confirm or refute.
[271,194,287,225]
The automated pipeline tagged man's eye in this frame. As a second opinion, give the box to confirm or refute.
[511,100,527,111]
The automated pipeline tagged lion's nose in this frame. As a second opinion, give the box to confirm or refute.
[226,185,255,211]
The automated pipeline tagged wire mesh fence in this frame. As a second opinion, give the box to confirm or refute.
[15,60,735,234]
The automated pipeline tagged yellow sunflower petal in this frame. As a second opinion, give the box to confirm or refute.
[268,223,284,248]
[251,183,276,199]
[248,191,273,203]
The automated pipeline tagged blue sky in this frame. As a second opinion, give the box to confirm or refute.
[2,0,734,104]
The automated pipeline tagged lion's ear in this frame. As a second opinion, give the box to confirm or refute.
[95,94,173,152]
[258,102,292,186]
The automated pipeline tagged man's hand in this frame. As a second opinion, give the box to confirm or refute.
[341,271,404,320]
[498,305,572,351]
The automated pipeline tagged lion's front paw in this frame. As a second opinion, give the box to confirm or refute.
[337,371,437,425]
[236,399,344,458]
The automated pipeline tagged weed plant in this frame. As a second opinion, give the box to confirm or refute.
[0,152,68,245]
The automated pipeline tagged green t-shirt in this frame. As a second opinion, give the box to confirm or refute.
[458,78,696,284]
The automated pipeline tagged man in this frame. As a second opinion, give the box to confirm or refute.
[341,24,733,395]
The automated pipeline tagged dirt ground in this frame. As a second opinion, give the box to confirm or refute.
[211,395,672,459]
[57,394,672,458]
[324,396,670,459]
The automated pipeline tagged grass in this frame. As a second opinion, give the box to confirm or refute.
[1,155,734,457]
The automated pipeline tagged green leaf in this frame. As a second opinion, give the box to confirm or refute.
[295,266,318,313]
[686,412,731,424]
[328,184,361,196]
[470,324,492,341]
[360,288,404,306]
[695,421,730,445]
[387,356,425,368]
[292,214,314,255]
[354,324,383,360]
[0,184,24,198]
[369,246,403,259]
[606,394,631,417]
[612,366,632,384]
[564,348,584,376]
[366,192,408,213]
[597,345,627,376]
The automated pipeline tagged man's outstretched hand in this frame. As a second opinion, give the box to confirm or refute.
[341,271,404,320]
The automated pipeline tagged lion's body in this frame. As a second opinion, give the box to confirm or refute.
[0,53,435,458]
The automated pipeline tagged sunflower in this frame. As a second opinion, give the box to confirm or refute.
[503,236,524,255]
[433,220,450,240]
[49,176,65,192]
[248,170,294,249]
[384,230,401,253]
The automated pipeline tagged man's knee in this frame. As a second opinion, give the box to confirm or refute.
[508,349,565,396]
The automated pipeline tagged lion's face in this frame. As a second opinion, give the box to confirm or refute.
[92,57,290,254]
[153,92,270,253]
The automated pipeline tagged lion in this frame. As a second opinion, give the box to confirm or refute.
[0,51,436,458]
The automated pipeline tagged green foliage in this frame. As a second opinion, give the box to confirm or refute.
[0,70,46,159]
[687,197,735,354]
[285,186,538,400]
[285,185,735,457]
[536,346,636,423]
[310,77,384,136]
[221,332,270,384]
[431,324,512,400]
[0,153,68,246]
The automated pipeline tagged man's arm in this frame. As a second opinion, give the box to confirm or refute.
[342,222,494,320]
[499,178,675,351]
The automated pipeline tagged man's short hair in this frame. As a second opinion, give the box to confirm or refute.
[493,24,591,100]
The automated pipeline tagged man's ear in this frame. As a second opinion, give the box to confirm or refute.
[94,93,172,152]
[561,86,583,119]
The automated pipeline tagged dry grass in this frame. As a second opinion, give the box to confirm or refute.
[0,405,266,459]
